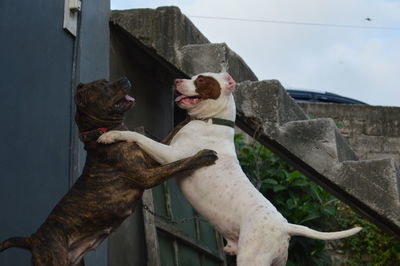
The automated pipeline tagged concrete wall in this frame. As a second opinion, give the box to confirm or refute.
[299,102,400,163]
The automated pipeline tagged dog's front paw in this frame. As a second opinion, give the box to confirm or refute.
[193,149,218,167]
[97,131,124,144]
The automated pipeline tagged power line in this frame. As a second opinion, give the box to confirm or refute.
[188,15,400,31]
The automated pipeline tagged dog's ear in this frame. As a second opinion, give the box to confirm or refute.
[222,72,236,92]
[75,86,88,108]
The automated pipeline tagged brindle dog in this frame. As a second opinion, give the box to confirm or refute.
[0,77,217,266]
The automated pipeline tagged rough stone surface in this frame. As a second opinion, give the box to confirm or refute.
[278,119,358,174]
[110,6,209,66]
[179,43,258,82]
[110,7,257,81]
[335,159,400,225]
[299,102,400,163]
[235,81,357,171]
[235,80,307,135]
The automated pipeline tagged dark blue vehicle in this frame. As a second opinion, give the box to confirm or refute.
[286,89,367,105]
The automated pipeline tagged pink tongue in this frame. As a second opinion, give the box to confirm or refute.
[175,95,187,102]
[125,95,135,102]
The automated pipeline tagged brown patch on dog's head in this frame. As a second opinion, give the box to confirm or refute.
[74,77,134,132]
[174,72,236,110]
[194,75,221,100]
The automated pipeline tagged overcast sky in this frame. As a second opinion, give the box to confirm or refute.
[111,0,400,107]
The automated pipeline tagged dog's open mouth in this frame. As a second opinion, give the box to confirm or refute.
[113,95,135,112]
[175,92,201,105]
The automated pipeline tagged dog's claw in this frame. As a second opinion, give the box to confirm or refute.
[193,149,218,166]
[98,132,119,144]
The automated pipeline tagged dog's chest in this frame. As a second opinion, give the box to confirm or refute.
[177,154,256,220]
[170,121,235,155]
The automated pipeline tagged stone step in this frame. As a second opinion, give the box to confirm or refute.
[334,158,400,228]
[110,6,209,67]
[278,119,358,173]
[178,43,258,82]
[235,80,358,166]
[235,80,308,134]
[110,8,257,83]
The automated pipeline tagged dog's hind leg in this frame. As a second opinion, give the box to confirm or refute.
[237,246,274,266]
[236,232,275,266]
[30,240,69,266]
[72,259,85,266]
[236,216,289,266]
[271,252,288,266]
[237,234,288,266]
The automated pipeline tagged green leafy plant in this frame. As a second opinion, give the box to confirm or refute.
[335,204,400,266]
[235,134,336,266]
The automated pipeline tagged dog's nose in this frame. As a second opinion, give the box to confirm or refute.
[114,77,131,89]
[174,79,183,86]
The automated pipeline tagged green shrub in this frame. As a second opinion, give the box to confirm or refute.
[336,204,400,266]
[234,134,400,266]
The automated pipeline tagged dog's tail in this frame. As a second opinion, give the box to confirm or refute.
[286,223,362,240]
[0,237,32,252]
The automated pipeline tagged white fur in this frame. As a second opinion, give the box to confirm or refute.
[98,72,361,266]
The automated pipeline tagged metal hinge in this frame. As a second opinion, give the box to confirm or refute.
[63,0,82,37]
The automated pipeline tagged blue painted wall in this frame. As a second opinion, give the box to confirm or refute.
[0,0,110,265]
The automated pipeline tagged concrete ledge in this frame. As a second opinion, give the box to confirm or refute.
[235,80,307,134]
[179,43,258,82]
[278,119,358,173]
[299,102,400,162]
[111,7,257,81]
[335,159,400,227]
[110,6,209,66]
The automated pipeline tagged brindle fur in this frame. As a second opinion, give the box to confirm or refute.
[0,78,217,266]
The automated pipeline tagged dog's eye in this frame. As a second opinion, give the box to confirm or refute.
[100,85,112,95]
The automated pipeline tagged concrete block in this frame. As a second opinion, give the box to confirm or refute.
[235,80,307,133]
[277,119,358,173]
[334,159,400,227]
[110,7,258,81]
[178,43,258,82]
[110,7,209,66]
[299,102,400,162]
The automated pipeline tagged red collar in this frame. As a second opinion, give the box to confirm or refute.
[79,124,124,142]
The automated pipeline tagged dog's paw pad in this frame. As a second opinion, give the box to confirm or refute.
[194,149,218,166]
[97,132,119,144]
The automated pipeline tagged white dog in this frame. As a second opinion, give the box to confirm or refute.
[98,72,361,266]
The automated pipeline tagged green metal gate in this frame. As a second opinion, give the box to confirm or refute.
[143,181,227,266]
